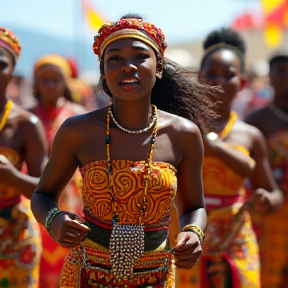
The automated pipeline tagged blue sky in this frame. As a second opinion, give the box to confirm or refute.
[0,0,260,44]
[0,0,261,76]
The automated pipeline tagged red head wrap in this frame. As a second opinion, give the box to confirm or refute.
[0,27,21,62]
[93,17,167,59]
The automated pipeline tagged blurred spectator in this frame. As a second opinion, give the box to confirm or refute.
[245,50,288,288]
[30,54,86,288]
[6,74,35,109]
[231,61,273,119]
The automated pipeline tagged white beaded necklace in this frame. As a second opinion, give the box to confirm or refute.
[110,105,157,134]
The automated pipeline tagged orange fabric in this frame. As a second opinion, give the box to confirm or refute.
[256,130,288,288]
[0,147,41,288]
[80,160,177,226]
[60,160,177,287]
[176,114,260,288]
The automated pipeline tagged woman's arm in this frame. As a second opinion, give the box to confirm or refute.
[249,126,283,213]
[204,136,255,178]
[173,121,206,268]
[0,115,47,199]
[31,118,89,248]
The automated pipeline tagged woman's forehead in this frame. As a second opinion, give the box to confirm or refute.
[105,38,153,53]
[0,46,13,62]
[36,65,65,78]
[204,49,241,67]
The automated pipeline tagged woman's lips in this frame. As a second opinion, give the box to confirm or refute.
[119,78,140,90]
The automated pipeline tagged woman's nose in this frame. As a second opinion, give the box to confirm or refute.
[121,61,137,73]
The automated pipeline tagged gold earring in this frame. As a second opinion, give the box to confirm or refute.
[156,70,163,79]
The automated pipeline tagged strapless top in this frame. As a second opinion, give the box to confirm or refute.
[203,145,250,211]
[80,160,177,229]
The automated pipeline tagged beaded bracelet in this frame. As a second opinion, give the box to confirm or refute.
[45,207,61,235]
[181,224,205,243]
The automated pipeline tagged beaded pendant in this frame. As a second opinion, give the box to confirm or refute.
[106,105,158,280]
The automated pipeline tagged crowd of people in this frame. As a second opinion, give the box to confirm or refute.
[0,12,287,288]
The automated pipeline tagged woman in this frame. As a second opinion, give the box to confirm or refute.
[30,54,87,288]
[177,28,283,288]
[0,27,47,287]
[30,14,223,287]
[245,52,288,288]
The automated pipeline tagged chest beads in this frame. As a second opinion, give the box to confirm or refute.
[106,105,158,280]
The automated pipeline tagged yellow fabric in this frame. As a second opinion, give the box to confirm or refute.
[0,147,42,288]
[34,54,72,78]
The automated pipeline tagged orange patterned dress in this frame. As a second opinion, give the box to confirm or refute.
[60,160,177,288]
[177,114,260,288]
[257,130,288,288]
[0,147,42,288]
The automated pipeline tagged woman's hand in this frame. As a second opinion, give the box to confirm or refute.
[50,211,90,248]
[253,188,274,215]
[0,154,19,185]
[174,231,202,269]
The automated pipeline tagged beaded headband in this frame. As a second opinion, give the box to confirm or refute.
[93,18,167,59]
[0,27,21,62]
[34,54,72,79]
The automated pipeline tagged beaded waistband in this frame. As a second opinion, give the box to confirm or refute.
[66,244,173,287]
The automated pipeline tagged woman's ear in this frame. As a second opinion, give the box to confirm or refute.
[156,62,163,79]
[156,61,163,72]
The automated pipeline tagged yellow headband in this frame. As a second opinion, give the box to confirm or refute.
[34,54,72,78]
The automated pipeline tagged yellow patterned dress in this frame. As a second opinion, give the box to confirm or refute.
[0,147,42,288]
[258,130,288,288]
[60,160,178,288]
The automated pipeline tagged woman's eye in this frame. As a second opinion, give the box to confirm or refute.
[136,54,149,59]
[225,73,236,79]
[206,71,217,78]
[0,61,8,69]
[109,56,121,61]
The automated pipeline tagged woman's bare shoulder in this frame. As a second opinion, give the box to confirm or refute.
[59,106,107,132]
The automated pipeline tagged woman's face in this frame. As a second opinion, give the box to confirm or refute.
[199,49,243,111]
[0,47,14,95]
[269,60,288,98]
[35,65,66,104]
[103,38,159,102]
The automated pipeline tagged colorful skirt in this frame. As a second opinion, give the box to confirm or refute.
[60,240,175,288]
[0,198,42,288]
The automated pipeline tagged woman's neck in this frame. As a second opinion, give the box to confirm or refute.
[274,96,288,112]
[111,98,153,131]
[40,97,65,111]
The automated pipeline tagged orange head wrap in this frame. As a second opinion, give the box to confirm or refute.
[0,27,21,62]
[93,17,167,59]
[34,54,72,79]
